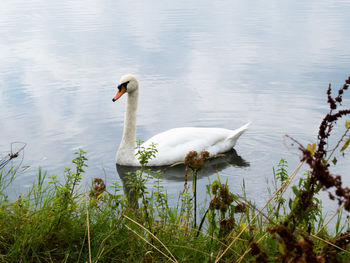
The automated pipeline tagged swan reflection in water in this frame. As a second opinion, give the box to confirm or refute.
[116,149,249,206]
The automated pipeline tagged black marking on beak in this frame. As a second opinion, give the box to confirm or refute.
[118,81,130,91]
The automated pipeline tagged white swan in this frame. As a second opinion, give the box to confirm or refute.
[113,74,250,166]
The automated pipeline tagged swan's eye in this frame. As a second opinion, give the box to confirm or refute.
[118,81,130,91]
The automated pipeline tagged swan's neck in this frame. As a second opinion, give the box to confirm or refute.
[117,90,138,165]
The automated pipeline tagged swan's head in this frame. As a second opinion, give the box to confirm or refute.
[112,74,138,102]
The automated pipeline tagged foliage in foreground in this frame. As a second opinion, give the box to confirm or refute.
[0,77,350,262]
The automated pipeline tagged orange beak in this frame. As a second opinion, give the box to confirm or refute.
[112,85,127,102]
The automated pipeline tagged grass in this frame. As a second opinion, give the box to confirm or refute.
[0,148,349,262]
[1,77,350,262]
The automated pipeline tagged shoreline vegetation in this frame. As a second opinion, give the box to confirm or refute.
[1,77,350,262]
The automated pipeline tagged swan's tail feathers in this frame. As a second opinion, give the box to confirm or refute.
[226,122,251,147]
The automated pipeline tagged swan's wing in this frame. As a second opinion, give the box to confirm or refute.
[144,127,227,148]
[140,127,236,165]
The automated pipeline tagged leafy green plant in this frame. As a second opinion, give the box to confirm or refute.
[152,171,170,225]
[135,139,158,167]
[269,158,289,218]
[124,140,163,235]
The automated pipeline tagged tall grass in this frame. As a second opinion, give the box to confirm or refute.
[2,156,348,262]
[1,77,350,262]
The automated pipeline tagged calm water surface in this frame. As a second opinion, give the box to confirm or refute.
[1,0,350,211]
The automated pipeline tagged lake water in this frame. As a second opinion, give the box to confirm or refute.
[1,0,350,212]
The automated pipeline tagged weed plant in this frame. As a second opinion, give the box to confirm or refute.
[1,77,350,262]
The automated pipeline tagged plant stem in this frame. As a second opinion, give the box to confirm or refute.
[193,169,197,228]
